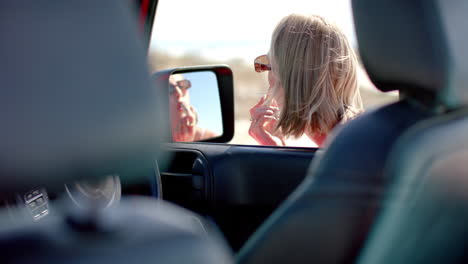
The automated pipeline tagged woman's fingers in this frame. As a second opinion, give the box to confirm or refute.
[254,106,280,112]
[248,95,283,144]
[187,105,197,117]
[251,106,280,121]
[250,114,278,135]
[182,116,195,134]
[249,95,267,115]
[251,115,277,123]
[250,106,280,133]
[255,107,279,115]
[248,115,284,146]
[185,114,195,127]
[173,117,196,142]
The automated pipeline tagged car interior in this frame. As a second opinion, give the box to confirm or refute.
[1,0,468,263]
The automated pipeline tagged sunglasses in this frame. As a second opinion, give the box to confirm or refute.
[169,79,191,94]
[254,54,271,73]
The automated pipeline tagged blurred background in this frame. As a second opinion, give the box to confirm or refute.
[148,0,398,145]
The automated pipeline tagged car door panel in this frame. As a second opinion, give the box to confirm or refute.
[160,143,317,250]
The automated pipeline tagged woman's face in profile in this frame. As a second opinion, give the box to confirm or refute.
[268,70,277,89]
[168,74,191,127]
[266,54,284,109]
[169,74,190,110]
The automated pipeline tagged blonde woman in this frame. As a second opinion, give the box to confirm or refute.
[249,14,363,147]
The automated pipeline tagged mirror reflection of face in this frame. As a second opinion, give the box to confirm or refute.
[166,71,223,142]
[169,74,191,124]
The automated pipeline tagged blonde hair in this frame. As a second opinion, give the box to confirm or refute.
[269,14,362,138]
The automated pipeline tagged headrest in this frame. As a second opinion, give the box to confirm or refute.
[353,0,468,109]
[0,0,165,193]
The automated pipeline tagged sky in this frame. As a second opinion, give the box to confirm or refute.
[149,0,356,63]
[183,71,223,135]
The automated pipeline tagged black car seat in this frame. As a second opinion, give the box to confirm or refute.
[357,105,468,264]
[0,0,232,263]
[356,1,468,262]
[237,0,462,263]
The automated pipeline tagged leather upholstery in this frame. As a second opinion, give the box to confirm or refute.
[358,109,468,264]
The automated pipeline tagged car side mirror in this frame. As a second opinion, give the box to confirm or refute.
[152,65,234,143]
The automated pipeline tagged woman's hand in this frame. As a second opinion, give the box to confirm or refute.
[248,95,285,146]
[172,105,197,142]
